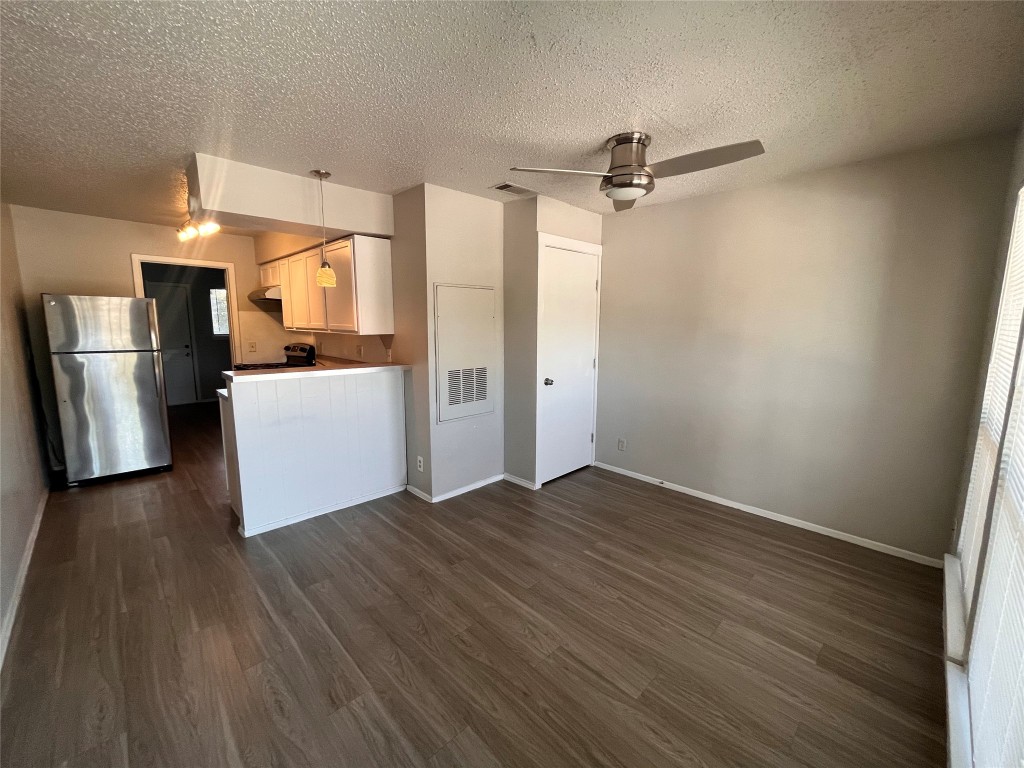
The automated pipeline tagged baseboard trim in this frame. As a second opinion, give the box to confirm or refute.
[404,485,433,503]
[405,474,504,503]
[1,488,49,664]
[593,462,942,568]
[503,473,540,491]
[239,484,406,537]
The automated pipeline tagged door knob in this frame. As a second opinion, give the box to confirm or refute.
[544,378,554,386]
[185,352,191,357]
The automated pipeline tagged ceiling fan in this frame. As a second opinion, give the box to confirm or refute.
[511,132,765,211]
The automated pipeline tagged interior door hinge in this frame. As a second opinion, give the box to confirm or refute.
[593,358,596,369]
[591,432,594,443]
[596,280,599,291]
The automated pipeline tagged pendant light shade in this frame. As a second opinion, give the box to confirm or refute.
[311,169,336,288]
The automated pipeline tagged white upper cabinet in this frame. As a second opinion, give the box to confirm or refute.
[259,261,281,288]
[279,235,393,335]
[324,240,357,332]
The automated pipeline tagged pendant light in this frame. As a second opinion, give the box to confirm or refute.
[311,169,336,287]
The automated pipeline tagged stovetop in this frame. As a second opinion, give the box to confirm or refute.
[232,362,297,371]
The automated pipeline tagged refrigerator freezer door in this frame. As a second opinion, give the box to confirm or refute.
[43,294,160,353]
[51,351,171,482]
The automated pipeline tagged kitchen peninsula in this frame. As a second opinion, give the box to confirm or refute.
[218,359,409,536]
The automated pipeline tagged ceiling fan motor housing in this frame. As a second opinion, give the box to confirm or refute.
[600,132,656,198]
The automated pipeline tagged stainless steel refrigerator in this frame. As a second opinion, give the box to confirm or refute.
[43,294,172,484]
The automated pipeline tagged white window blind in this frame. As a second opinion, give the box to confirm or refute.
[209,288,229,336]
[966,190,1024,766]
[959,191,1024,616]
[969,345,1024,766]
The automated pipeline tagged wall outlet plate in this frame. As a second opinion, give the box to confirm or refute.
[416,455,424,472]
[617,438,627,451]
[247,342,257,353]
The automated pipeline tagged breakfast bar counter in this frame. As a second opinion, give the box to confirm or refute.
[219,360,410,536]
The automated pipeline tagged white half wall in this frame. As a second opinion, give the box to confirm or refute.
[597,134,1015,560]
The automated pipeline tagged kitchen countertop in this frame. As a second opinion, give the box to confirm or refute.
[222,356,409,382]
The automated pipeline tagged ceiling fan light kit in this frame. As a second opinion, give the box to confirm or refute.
[511,132,765,212]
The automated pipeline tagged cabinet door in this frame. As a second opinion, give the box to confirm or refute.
[260,261,281,287]
[324,241,357,332]
[288,255,309,328]
[304,250,328,330]
[279,257,294,327]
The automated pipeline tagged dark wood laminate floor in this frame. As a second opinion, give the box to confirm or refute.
[1,403,945,767]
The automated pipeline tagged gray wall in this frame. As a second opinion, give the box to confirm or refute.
[391,186,433,496]
[424,184,505,498]
[953,120,1024,544]
[0,203,48,658]
[503,196,602,485]
[597,134,1015,559]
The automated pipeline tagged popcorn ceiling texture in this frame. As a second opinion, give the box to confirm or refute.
[2,1,1022,225]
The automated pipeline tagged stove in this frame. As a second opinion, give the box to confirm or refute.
[233,343,316,371]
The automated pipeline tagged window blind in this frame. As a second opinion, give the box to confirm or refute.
[965,190,1024,765]
[959,191,1024,616]
[968,344,1024,766]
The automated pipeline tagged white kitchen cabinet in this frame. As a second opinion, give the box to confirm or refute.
[280,236,393,335]
[324,240,357,332]
[302,250,328,330]
[279,255,293,327]
[282,250,327,331]
[259,261,281,287]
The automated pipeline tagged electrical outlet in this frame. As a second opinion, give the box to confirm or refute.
[247,342,257,353]
[356,344,364,358]
[416,456,424,472]
[617,438,627,452]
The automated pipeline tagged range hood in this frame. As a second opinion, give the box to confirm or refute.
[248,285,283,303]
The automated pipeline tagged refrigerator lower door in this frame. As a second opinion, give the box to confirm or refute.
[51,351,171,482]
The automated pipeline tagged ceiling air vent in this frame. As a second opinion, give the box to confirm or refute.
[491,182,536,197]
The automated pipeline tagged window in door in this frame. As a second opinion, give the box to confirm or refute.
[210,288,229,336]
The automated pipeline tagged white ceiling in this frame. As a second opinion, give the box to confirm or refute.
[2,2,1023,227]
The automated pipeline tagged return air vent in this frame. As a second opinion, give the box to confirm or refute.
[447,367,488,406]
[491,182,536,197]
[435,284,496,422]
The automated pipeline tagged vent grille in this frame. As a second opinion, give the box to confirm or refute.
[491,182,536,197]
[448,367,488,406]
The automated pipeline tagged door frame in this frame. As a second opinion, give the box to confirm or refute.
[131,253,241,364]
[145,280,202,404]
[535,232,603,482]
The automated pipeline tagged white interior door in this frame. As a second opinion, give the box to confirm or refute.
[536,242,600,485]
[147,282,199,406]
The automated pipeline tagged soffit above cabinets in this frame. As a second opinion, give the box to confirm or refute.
[188,154,394,239]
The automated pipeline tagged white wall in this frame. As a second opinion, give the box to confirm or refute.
[597,135,1015,560]
[0,203,48,660]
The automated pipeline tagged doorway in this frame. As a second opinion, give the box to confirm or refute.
[139,262,233,404]
[535,239,601,485]
[147,281,200,405]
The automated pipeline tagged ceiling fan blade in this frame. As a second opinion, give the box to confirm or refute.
[647,140,765,179]
[612,198,635,212]
[510,166,609,178]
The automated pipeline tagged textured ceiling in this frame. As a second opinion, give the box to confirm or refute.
[2,1,1023,227]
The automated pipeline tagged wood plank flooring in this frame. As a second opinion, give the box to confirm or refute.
[1,402,946,767]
